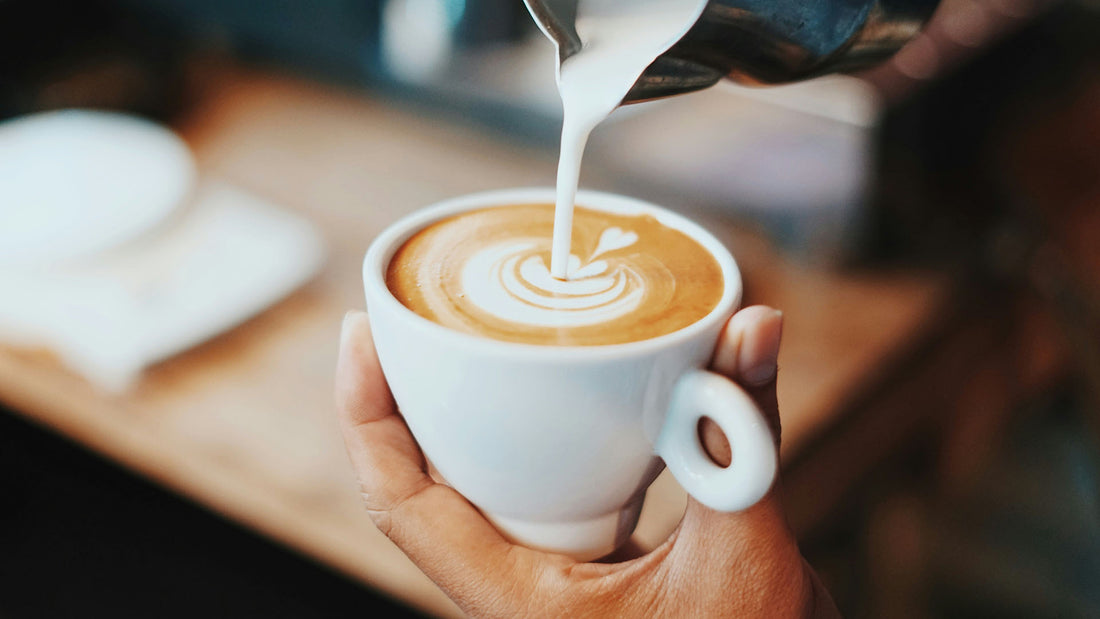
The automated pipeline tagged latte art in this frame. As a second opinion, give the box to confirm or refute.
[387,203,723,346]
[462,227,661,329]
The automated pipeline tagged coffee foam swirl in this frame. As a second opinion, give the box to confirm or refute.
[462,227,650,328]
[387,203,723,346]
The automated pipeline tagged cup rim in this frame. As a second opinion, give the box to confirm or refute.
[363,187,742,361]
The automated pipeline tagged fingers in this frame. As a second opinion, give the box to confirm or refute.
[335,311,553,610]
[703,306,783,464]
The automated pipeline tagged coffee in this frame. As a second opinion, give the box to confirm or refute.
[386,203,723,346]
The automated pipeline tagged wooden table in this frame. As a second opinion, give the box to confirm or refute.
[0,70,951,618]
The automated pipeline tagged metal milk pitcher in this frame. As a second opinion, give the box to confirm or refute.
[523,0,940,103]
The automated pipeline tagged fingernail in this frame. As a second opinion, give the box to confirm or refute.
[739,309,783,386]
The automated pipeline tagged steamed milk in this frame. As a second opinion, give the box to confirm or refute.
[386,0,720,345]
[550,0,707,278]
[387,203,722,346]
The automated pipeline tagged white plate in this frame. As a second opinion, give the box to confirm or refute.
[0,110,195,267]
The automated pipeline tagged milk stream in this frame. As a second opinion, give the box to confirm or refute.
[550,0,707,279]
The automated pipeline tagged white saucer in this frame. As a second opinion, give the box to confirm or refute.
[0,110,196,267]
[0,180,326,392]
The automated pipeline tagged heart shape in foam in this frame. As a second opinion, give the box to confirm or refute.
[591,227,638,260]
[570,258,607,279]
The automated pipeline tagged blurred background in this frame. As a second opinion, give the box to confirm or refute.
[1,0,1098,617]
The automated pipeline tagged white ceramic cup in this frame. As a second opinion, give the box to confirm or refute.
[363,188,777,561]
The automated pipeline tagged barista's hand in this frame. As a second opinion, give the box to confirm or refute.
[859,0,1047,102]
[336,306,839,618]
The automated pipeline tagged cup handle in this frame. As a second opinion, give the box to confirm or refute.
[655,370,778,512]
